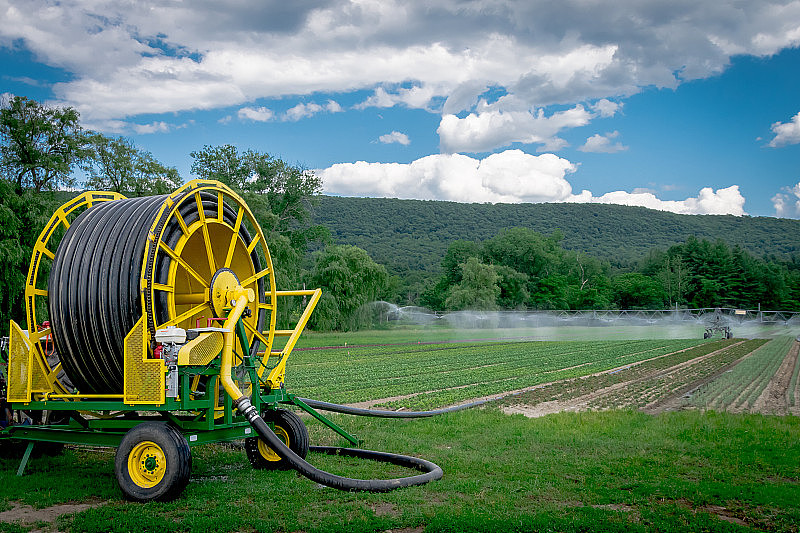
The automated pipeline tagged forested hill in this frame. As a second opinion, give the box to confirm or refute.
[313,195,800,276]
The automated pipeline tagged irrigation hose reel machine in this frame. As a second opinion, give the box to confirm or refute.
[2,179,442,501]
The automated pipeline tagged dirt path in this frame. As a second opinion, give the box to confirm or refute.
[0,500,104,529]
[752,340,799,415]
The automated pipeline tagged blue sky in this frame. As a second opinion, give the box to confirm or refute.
[2,1,800,217]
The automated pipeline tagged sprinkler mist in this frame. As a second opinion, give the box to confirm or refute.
[362,303,800,341]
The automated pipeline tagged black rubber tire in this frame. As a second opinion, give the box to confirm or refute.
[114,422,192,502]
[245,409,308,470]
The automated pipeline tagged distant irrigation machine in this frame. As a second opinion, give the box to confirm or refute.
[0,180,441,501]
[703,309,733,339]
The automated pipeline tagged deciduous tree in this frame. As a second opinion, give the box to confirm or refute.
[308,245,388,330]
[445,257,500,311]
[0,95,84,193]
[82,134,181,196]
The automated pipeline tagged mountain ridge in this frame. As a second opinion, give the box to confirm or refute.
[312,195,800,280]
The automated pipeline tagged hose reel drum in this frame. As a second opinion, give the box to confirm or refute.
[26,180,277,397]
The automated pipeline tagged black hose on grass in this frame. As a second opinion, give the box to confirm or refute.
[236,398,443,492]
[296,393,523,418]
[234,393,524,492]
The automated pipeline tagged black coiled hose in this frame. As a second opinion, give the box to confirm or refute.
[236,398,443,492]
[49,196,166,393]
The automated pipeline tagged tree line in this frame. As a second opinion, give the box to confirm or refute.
[312,195,800,302]
[420,228,800,312]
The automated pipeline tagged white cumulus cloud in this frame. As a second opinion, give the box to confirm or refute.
[772,182,800,217]
[356,85,442,111]
[378,131,410,145]
[320,150,576,203]
[438,104,592,153]
[132,121,171,134]
[238,106,274,122]
[283,100,342,121]
[579,131,628,153]
[570,186,746,215]
[4,0,799,130]
[319,149,746,215]
[592,99,622,118]
[768,112,800,147]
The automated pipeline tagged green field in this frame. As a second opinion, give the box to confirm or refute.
[1,330,798,532]
[289,336,706,409]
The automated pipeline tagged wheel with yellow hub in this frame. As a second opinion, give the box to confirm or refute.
[115,422,191,502]
[37,180,277,394]
[245,409,309,470]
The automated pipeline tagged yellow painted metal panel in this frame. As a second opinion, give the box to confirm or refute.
[7,321,32,403]
[123,316,165,405]
[177,331,224,366]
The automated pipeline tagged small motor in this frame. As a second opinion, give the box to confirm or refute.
[155,326,186,398]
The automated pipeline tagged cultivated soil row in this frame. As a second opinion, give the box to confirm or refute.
[501,337,800,418]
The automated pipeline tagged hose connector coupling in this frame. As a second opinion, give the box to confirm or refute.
[233,396,259,423]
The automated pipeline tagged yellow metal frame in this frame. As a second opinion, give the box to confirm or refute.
[263,289,322,389]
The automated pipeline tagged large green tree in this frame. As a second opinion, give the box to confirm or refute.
[82,134,181,196]
[0,95,84,193]
[612,273,667,309]
[190,144,323,243]
[445,257,501,311]
[0,96,82,328]
[308,245,388,330]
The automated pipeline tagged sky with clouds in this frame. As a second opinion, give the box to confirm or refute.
[1,0,800,217]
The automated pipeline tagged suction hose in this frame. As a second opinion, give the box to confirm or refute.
[296,397,506,418]
[219,286,442,492]
[235,397,443,492]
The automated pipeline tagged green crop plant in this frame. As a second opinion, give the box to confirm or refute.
[688,337,793,410]
[787,344,800,408]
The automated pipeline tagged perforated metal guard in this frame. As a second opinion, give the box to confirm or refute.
[123,316,165,405]
[7,321,31,402]
[178,332,224,366]
[30,339,50,394]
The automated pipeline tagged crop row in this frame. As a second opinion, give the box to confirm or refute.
[492,338,755,411]
[593,339,768,410]
[790,344,800,408]
[288,338,705,405]
[687,336,794,411]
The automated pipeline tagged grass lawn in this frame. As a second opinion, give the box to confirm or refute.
[2,408,798,532]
